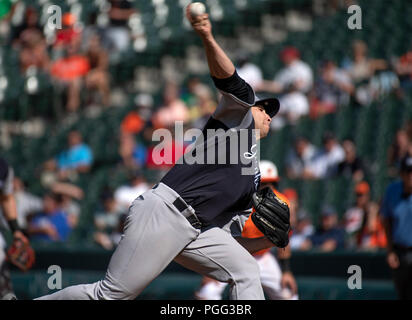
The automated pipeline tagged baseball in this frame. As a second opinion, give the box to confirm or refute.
[190,2,206,17]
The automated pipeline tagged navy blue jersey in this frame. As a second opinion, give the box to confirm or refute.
[161,71,261,224]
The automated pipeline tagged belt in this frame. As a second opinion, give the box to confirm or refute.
[152,183,202,229]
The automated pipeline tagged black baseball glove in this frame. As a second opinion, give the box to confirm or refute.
[251,187,291,248]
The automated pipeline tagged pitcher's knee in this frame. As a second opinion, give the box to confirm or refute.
[231,255,261,285]
[227,255,263,299]
[93,280,136,300]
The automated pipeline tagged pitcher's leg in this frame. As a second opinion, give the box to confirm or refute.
[37,192,199,300]
[175,227,264,300]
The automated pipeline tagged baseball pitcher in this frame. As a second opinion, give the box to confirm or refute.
[36,4,287,300]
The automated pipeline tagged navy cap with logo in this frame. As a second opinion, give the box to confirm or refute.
[255,98,280,118]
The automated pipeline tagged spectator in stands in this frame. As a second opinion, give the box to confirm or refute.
[118,131,147,170]
[84,33,110,107]
[394,44,412,90]
[343,40,394,106]
[357,201,387,250]
[18,28,50,73]
[12,177,43,229]
[94,189,125,250]
[27,193,72,242]
[110,214,128,247]
[285,136,318,180]
[272,89,310,130]
[152,82,189,129]
[121,94,154,135]
[114,171,150,212]
[40,159,59,189]
[188,84,216,129]
[336,138,364,182]
[310,60,354,118]
[343,40,387,85]
[289,209,314,251]
[387,128,412,178]
[181,77,202,109]
[106,0,136,53]
[0,177,43,231]
[343,181,372,247]
[51,182,84,229]
[10,6,42,44]
[304,132,345,179]
[81,11,109,50]
[256,47,313,129]
[382,154,412,299]
[55,130,93,181]
[180,78,216,128]
[236,51,263,90]
[301,205,345,252]
[54,12,82,52]
[51,34,90,113]
[281,188,315,251]
[258,47,313,94]
[12,7,49,73]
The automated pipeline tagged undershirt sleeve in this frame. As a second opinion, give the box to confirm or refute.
[212,71,255,105]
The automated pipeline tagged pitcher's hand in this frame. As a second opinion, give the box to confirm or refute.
[186,4,212,39]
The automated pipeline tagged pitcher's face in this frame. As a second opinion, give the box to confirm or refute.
[251,106,271,139]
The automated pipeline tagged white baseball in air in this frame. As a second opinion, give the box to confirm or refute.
[190,2,206,17]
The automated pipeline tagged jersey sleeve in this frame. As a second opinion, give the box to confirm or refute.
[211,71,257,129]
[212,71,255,104]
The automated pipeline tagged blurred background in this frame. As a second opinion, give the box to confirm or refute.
[1,0,412,299]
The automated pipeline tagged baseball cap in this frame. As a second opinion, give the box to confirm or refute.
[400,154,412,172]
[255,97,280,118]
[355,181,370,195]
[259,160,279,183]
[62,13,76,27]
[321,205,337,217]
[280,47,300,61]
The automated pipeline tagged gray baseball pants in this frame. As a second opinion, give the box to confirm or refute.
[36,183,264,300]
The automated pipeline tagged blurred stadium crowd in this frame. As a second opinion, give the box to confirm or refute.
[0,0,412,260]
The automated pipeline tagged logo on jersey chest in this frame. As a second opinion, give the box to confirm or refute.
[243,144,257,160]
